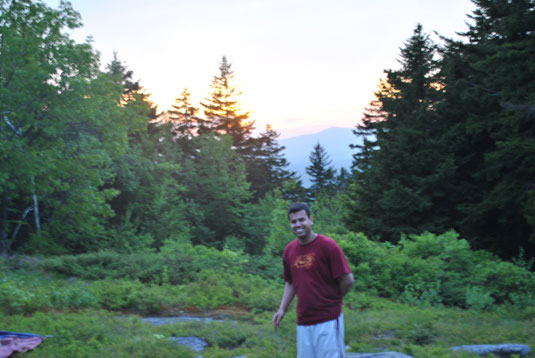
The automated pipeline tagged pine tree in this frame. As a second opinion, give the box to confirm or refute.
[167,88,201,138]
[435,0,535,258]
[345,24,453,242]
[246,125,299,200]
[106,53,158,121]
[306,142,335,196]
[334,167,352,192]
[200,56,255,150]
[182,135,252,249]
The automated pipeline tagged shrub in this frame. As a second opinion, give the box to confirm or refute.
[335,231,535,309]
[1,310,196,358]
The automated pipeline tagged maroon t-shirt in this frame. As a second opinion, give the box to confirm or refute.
[283,234,351,325]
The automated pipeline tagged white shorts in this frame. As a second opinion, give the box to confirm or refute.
[296,313,346,358]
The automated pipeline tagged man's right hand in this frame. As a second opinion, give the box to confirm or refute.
[272,309,285,331]
[273,281,295,331]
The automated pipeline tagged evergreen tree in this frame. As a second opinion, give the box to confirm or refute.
[345,24,453,242]
[107,52,140,96]
[245,125,298,200]
[306,142,335,196]
[435,0,535,258]
[200,56,255,151]
[104,57,191,251]
[106,53,158,124]
[334,167,352,192]
[182,135,252,249]
[167,88,201,139]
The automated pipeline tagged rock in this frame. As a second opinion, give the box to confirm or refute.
[451,344,530,358]
[141,315,223,326]
[346,353,414,358]
[168,336,208,352]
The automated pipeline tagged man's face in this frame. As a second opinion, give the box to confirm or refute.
[288,209,313,239]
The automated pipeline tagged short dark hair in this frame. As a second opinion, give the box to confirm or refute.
[287,202,311,219]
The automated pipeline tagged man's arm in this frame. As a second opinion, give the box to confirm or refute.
[272,281,295,329]
[337,273,354,297]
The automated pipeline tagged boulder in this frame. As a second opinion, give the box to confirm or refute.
[346,353,414,358]
[451,344,530,358]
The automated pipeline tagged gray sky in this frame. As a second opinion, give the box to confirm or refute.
[46,0,476,138]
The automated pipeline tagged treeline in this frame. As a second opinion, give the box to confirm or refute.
[1,0,534,263]
[0,0,314,256]
[345,1,535,260]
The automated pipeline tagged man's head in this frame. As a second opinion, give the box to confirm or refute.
[287,203,315,242]
[287,202,311,220]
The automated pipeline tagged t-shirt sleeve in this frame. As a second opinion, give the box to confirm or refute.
[329,241,351,280]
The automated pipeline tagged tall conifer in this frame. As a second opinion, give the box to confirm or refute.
[346,24,453,242]
[306,142,335,196]
[201,56,255,151]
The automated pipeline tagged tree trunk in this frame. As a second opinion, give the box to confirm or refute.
[11,205,33,244]
[31,176,41,234]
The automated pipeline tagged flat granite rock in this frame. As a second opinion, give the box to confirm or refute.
[451,344,531,357]
[346,353,414,358]
[168,336,208,352]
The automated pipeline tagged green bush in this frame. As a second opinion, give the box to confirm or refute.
[178,269,282,312]
[336,231,535,308]
[39,251,164,282]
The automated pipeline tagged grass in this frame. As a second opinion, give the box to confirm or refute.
[2,303,533,358]
[1,264,534,358]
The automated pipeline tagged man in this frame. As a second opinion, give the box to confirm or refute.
[272,202,354,358]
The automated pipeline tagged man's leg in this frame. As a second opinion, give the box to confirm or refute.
[297,314,346,358]
[297,323,317,358]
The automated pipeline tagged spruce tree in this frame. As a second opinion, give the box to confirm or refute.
[246,125,299,200]
[167,88,201,138]
[182,135,252,249]
[436,0,535,258]
[345,24,453,242]
[306,142,335,196]
[200,56,255,151]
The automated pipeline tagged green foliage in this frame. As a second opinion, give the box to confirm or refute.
[311,192,351,236]
[346,24,450,244]
[1,310,196,358]
[0,269,99,315]
[337,231,535,308]
[2,251,535,358]
[1,303,532,358]
[106,124,192,251]
[306,142,336,197]
[92,279,174,314]
[245,126,299,201]
[182,134,252,249]
[262,192,293,257]
[156,313,297,358]
[0,0,147,255]
[2,262,283,315]
[346,3,535,260]
[200,56,254,149]
[465,286,495,312]
[344,304,535,357]
[40,251,165,283]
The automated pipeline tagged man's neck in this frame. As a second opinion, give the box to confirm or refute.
[298,232,318,246]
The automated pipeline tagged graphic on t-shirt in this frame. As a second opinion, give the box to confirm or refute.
[294,253,315,269]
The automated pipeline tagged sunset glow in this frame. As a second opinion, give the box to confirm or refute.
[45,0,475,138]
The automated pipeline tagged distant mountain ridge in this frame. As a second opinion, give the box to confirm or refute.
[279,127,363,187]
